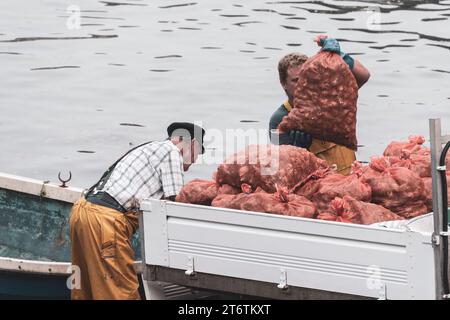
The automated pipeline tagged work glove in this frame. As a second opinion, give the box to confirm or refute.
[315,35,355,70]
[289,130,313,149]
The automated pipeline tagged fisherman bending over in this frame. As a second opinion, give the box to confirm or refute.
[69,122,205,299]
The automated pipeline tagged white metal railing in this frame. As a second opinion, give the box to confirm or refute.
[429,118,450,300]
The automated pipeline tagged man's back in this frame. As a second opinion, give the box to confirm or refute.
[102,140,184,210]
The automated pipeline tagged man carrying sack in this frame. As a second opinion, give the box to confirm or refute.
[69,122,206,300]
[269,36,371,175]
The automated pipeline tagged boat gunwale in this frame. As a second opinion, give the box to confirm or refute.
[0,172,83,203]
[0,256,71,275]
[0,257,143,276]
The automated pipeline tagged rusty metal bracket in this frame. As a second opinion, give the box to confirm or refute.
[58,171,72,188]
[39,180,50,198]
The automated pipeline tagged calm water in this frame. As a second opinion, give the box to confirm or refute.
[1,0,449,188]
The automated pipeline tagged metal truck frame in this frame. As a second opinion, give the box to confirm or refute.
[139,118,450,300]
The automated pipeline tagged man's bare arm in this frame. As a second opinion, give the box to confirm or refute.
[352,59,371,88]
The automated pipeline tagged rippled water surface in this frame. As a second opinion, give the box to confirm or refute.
[1,0,449,187]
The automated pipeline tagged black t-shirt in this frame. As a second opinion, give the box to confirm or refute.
[269,104,291,145]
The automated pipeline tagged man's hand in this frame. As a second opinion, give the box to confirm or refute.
[315,35,354,69]
[314,35,370,88]
[315,34,328,46]
[289,130,312,149]
[315,35,340,53]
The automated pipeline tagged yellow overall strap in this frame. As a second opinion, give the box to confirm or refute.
[283,100,292,112]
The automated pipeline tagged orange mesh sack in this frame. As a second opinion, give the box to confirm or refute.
[176,179,240,205]
[383,135,429,157]
[317,196,403,225]
[316,197,361,224]
[278,51,359,150]
[391,150,431,178]
[215,144,329,193]
[360,157,428,219]
[293,164,371,211]
[423,174,450,212]
[386,140,450,178]
[211,186,317,219]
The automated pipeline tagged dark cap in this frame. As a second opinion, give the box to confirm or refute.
[167,122,206,154]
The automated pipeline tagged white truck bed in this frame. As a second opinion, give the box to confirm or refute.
[139,199,439,300]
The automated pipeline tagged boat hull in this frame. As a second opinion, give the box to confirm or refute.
[0,269,70,299]
[0,173,141,299]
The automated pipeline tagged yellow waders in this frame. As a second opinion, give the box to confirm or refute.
[69,198,141,300]
[309,139,356,175]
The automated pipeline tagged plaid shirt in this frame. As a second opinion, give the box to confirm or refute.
[101,140,184,211]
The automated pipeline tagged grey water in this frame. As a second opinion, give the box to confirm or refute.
[0,0,449,188]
